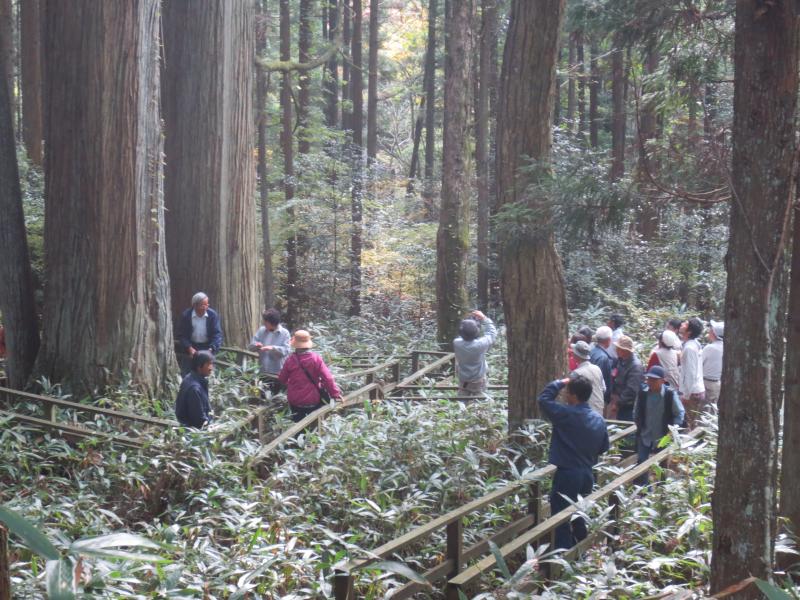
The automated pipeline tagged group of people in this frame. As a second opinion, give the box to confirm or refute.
[540,313,725,550]
[175,292,341,429]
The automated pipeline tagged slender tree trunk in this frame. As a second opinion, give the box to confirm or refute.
[20,0,42,165]
[576,29,586,141]
[566,31,575,131]
[498,0,567,430]
[298,0,313,154]
[162,0,259,347]
[37,0,174,394]
[407,93,425,195]
[476,0,496,311]
[324,0,339,127]
[422,0,438,219]
[435,0,474,347]
[487,0,501,311]
[256,0,275,309]
[609,36,626,181]
[554,45,562,126]
[710,3,799,595]
[636,43,660,242]
[349,0,364,316]
[589,39,599,148]
[341,0,351,131]
[366,0,378,161]
[0,47,39,389]
[0,0,13,121]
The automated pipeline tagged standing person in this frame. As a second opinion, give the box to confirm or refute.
[633,365,685,484]
[646,330,681,394]
[538,375,610,550]
[609,335,643,421]
[177,292,224,356]
[571,340,606,416]
[590,325,615,408]
[278,330,342,422]
[453,310,498,395]
[567,327,593,371]
[248,308,291,393]
[175,351,215,429]
[679,317,706,428]
[606,314,625,360]
[667,318,683,334]
[702,320,724,406]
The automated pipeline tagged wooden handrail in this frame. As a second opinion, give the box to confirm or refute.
[336,359,400,380]
[0,410,144,448]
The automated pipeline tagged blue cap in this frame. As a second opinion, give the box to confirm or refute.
[644,365,665,379]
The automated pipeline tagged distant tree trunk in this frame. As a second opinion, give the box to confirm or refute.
[576,29,586,141]
[324,0,339,127]
[407,93,425,195]
[498,0,567,430]
[37,0,174,394]
[476,0,496,311]
[422,0,438,219]
[487,0,501,311]
[0,50,39,389]
[0,0,13,119]
[566,32,575,130]
[782,202,800,540]
[704,81,717,141]
[341,0,351,131]
[349,0,364,316]
[435,0,474,346]
[162,0,259,348]
[366,0,378,161]
[297,0,313,155]
[256,0,275,309]
[710,2,799,595]
[588,39,599,148]
[554,45,562,126]
[609,36,626,181]
[636,43,660,242]
[20,0,43,166]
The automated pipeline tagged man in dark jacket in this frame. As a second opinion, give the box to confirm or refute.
[610,335,644,422]
[590,325,615,408]
[538,375,610,550]
[176,351,214,429]
[177,292,224,356]
[633,365,685,483]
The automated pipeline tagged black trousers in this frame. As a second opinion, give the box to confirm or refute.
[290,404,322,423]
[550,466,594,550]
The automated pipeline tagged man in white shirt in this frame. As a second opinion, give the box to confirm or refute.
[702,320,724,405]
[679,317,706,429]
[571,341,606,416]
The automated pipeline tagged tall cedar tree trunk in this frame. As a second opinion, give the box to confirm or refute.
[576,30,586,141]
[436,0,473,347]
[366,0,378,161]
[162,1,259,346]
[422,0,437,219]
[324,0,339,127]
[37,0,174,394]
[341,0,351,131]
[487,0,501,311]
[566,32,575,130]
[636,43,660,242]
[20,0,42,165]
[476,0,496,311]
[278,0,299,328]
[0,50,39,389]
[498,0,568,429]
[609,36,626,181]
[298,0,312,154]
[256,1,275,309]
[710,2,799,594]
[782,202,800,536]
[588,40,599,147]
[0,0,13,121]
[349,0,364,316]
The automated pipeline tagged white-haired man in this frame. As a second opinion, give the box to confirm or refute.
[590,325,615,409]
[702,320,724,405]
[177,292,224,358]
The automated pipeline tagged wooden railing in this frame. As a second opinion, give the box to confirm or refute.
[332,422,640,599]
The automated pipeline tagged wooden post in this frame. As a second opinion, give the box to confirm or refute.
[0,525,10,600]
[44,400,56,423]
[256,410,266,443]
[391,361,400,384]
[446,519,463,578]
[528,482,541,524]
[333,571,354,600]
[608,491,621,551]
[366,374,377,399]
[411,351,419,373]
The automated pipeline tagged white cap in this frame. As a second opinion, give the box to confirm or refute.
[595,325,613,341]
[710,320,724,339]
[661,329,680,349]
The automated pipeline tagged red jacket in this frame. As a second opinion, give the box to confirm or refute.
[278,351,342,407]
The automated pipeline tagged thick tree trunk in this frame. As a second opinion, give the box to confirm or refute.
[609,37,626,181]
[298,0,313,154]
[782,202,800,538]
[0,0,13,120]
[366,0,378,161]
[588,40,599,148]
[476,0,496,311]
[0,48,39,389]
[37,0,174,394]
[349,0,364,316]
[324,0,339,127]
[435,0,474,347]
[710,2,799,595]
[162,0,259,347]
[422,0,437,219]
[256,0,275,309]
[20,0,43,165]
[498,0,567,430]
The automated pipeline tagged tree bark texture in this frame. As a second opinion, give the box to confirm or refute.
[710,3,799,595]
[256,0,275,309]
[0,46,39,389]
[37,0,174,394]
[298,0,313,154]
[162,0,259,347]
[609,37,626,181]
[20,0,43,165]
[366,0,379,161]
[497,0,568,430]
[435,0,473,347]
[423,0,438,219]
[349,0,364,316]
[324,0,339,127]
[476,0,496,311]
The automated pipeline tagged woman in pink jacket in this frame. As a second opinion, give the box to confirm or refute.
[278,329,342,422]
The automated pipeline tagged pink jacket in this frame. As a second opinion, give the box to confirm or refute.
[278,351,342,407]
